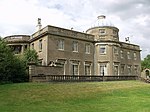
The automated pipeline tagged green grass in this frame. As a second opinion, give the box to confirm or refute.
[0,81,150,112]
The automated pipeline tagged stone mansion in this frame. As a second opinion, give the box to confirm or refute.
[4,16,141,77]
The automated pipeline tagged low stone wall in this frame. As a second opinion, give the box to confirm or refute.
[28,64,64,81]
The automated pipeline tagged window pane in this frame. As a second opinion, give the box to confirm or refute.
[127,65,132,75]
[99,29,105,34]
[114,47,118,54]
[58,39,64,50]
[100,46,106,54]
[134,52,137,60]
[114,66,119,75]
[73,65,78,75]
[73,41,78,52]
[85,44,90,54]
[85,65,91,75]
[39,40,42,51]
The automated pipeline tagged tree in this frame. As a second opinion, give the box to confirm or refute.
[0,38,27,83]
[23,49,39,66]
[141,55,150,70]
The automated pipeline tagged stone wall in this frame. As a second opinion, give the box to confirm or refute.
[28,63,64,81]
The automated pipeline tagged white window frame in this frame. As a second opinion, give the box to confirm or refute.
[72,64,79,75]
[134,65,138,75]
[114,65,119,76]
[84,63,91,75]
[99,45,106,54]
[134,52,137,60]
[127,51,131,59]
[120,50,123,59]
[114,46,118,55]
[99,63,107,76]
[58,39,64,50]
[85,44,90,54]
[72,41,78,52]
[39,39,42,51]
[121,64,125,75]
[127,65,132,75]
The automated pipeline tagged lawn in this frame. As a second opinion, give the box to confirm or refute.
[0,81,150,112]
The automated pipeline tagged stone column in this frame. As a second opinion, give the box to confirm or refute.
[21,45,25,54]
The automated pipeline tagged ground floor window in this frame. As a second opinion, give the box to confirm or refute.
[85,63,91,75]
[99,63,107,76]
[70,60,80,75]
[57,59,66,75]
[134,65,138,75]
[72,64,78,75]
[127,65,132,75]
[121,64,125,75]
[114,65,119,76]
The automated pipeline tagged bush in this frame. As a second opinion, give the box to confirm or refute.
[0,38,28,83]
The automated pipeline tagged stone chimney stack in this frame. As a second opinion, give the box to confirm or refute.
[36,18,42,31]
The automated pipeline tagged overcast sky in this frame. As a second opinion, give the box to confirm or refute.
[0,0,150,59]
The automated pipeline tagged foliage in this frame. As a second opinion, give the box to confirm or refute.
[141,54,150,70]
[0,39,27,83]
[0,81,150,112]
[23,48,39,65]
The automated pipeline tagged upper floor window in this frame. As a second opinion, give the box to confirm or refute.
[114,46,118,54]
[99,45,106,54]
[127,51,131,59]
[120,50,123,58]
[39,39,42,51]
[134,52,137,60]
[72,41,78,52]
[85,44,90,54]
[99,29,106,34]
[58,39,64,50]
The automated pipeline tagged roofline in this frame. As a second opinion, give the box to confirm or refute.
[4,35,30,39]
[86,26,119,33]
[32,25,93,36]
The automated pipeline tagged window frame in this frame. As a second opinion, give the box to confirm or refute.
[133,52,137,60]
[72,41,78,52]
[58,39,64,50]
[99,29,106,34]
[85,44,90,54]
[39,39,42,51]
[99,45,106,54]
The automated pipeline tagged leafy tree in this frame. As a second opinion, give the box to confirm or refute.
[23,49,39,66]
[141,55,150,70]
[0,38,27,83]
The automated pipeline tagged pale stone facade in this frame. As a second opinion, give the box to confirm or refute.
[4,16,141,76]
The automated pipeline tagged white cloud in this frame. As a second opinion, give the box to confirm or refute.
[0,0,150,59]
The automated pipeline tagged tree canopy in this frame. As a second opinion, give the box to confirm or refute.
[141,55,150,70]
[0,38,27,83]
[23,48,39,65]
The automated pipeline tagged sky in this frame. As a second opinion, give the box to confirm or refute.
[0,0,150,59]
